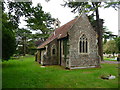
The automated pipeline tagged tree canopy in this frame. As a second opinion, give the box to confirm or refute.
[102,26,116,44]
[115,37,120,53]
[2,13,16,60]
[26,3,55,41]
[103,40,118,56]
[2,1,55,59]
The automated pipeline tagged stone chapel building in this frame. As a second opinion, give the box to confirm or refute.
[36,13,101,69]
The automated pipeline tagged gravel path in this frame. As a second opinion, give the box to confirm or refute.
[101,61,120,64]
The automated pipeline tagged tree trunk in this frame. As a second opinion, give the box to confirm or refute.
[95,2,103,61]
[22,36,26,56]
[112,52,115,57]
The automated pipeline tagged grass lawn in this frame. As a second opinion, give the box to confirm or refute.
[103,57,117,61]
[2,55,119,88]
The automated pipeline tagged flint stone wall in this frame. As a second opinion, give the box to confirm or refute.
[43,38,59,65]
[68,14,100,67]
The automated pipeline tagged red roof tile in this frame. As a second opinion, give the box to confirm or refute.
[37,18,77,49]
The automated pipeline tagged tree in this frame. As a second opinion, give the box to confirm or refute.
[2,1,34,57]
[5,1,32,28]
[4,1,55,56]
[6,1,55,40]
[115,37,120,53]
[26,3,55,41]
[15,28,32,56]
[103,40,118,57]
[103,26,114,44]
[62,1,120,61]
[2,13,16,60]
[115,37,120,60]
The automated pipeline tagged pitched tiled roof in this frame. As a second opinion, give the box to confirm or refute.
[37,18,78,49]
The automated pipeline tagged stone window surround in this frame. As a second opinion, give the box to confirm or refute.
[78,34,89,55]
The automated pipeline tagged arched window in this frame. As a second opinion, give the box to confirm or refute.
[79,34,88,53]
[51,44,56,56]
[52,48,55,55]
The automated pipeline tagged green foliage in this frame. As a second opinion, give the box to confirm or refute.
[102,26,114,44]
[27,42,36,55]
[2,56,118,88]
[104,2,120,10]
[26,3,55,41]
[63,2,102,15]
[15,28,32,55]
[63,1,120,15]
[2,29,16,60]
[115,37,120,53]
[3,1,55,56]
[6,1,32,27]
[2,13,16,60]
[103,40,118,54]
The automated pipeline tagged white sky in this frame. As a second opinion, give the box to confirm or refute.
[19,0,118,35]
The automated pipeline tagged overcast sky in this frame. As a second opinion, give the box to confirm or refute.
[19,0,118,35]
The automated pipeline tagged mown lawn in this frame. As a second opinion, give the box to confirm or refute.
[2,55,119,88]
[103,56,117,61]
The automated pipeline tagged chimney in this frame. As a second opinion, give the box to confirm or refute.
[54,18,61,29]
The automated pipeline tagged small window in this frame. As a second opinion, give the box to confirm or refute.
[52,48,55,55]
[79,34,88,53]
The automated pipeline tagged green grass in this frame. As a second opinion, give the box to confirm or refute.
[103,57,117,61]
[2,55,119,88]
